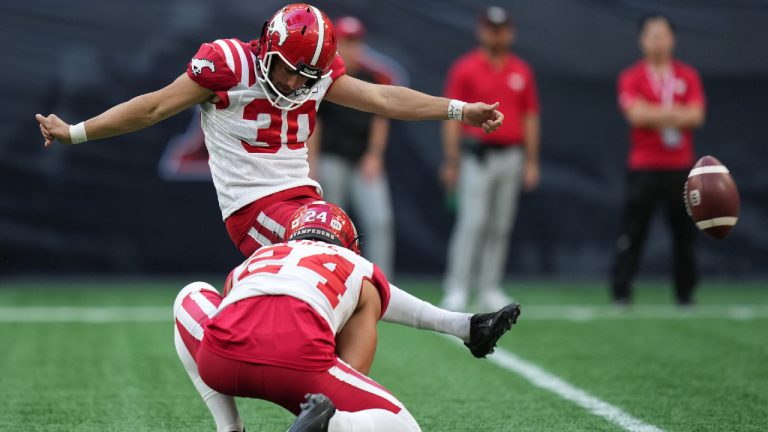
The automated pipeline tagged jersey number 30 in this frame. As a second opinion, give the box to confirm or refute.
[241,99,317,154]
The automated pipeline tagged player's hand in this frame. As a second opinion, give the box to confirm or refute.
[440,160,460,191]
[35,114,72,147]
[462,102,504,133]
[523,161,540,191]
[359,152,384,182]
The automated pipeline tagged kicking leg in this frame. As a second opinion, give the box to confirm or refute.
[382,284,520,358]
[382,284,472,341]
[174,282,244,432]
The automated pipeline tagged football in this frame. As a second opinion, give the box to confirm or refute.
[684,155,740,239]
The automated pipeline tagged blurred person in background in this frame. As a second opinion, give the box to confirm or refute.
[440,6,540,311]
[611,14,706,306]
[308,16,395,277]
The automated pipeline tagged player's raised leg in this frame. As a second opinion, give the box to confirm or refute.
[173,282,244,432]
[383,283,520,358]
[383,284,472,340]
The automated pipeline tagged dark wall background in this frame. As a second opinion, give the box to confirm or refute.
[2,0,767,278]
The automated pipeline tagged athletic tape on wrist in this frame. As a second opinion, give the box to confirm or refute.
[448,100,466,122]
[69,122,88,144]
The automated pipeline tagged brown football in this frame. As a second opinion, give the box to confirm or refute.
[684,155,740,239]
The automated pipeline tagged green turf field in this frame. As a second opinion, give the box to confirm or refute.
[1,281,766,431]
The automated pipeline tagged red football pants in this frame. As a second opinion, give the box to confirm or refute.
[224,187,321,256]
[173,282,403,415]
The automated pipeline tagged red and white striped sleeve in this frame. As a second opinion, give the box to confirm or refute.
[186,39,257,92]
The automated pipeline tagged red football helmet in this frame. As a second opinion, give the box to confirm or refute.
[285,201,360,254]
[255,3,337,110]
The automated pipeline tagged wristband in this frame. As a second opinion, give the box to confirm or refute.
[69,122,88,144]
[447,99,466,121]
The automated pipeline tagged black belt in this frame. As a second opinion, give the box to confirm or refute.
[461,138,519,161]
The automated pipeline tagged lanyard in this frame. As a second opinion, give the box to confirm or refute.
[645,64,676,106]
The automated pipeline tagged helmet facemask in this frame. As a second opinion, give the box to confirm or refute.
[255,51,328,111]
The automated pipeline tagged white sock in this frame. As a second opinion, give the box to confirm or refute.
[329,409,420,432]
[382,284,472,342]
[174,328,243,432]
[201,390,243,432]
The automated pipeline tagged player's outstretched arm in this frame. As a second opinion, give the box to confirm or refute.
[326,74,504,133]
[35,74,214,147]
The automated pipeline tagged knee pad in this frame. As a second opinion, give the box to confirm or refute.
[173,281,219,319]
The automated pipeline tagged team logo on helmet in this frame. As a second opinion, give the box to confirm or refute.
[190,58,215,76]
[255,4,337,111]
[286,201,361,254]
[267,9,289,46]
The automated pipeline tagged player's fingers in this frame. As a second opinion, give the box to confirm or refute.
[40,128,53,142]
[484,102,500,113]
[35,113,46,124]
[44,137,53,147]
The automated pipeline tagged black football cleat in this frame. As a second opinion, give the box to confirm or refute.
[465,303,521,358]
[287,393,336,432]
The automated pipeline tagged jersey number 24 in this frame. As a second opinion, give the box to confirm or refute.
[237,244,354,307]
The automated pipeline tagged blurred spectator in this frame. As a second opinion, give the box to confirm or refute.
[611,14,706,306]
[440,6,540,311]
[308,16,395,276]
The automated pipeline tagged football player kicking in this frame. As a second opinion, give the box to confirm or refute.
[173,201,521,431]
[37,3,510,364]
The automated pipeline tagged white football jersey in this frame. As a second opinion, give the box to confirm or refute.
[186,39,346,219]
[218,240,390,334]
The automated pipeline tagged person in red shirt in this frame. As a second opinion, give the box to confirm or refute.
[612,13,706,306]
[440,6,540,311]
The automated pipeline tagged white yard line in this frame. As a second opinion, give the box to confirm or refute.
[444,335,664,432]
[484,345,665,432]
[0,306,169,322]
[519,304,768,321]
[1,304,767,323]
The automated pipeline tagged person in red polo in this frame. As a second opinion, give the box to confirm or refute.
[612,13,706,306]
[440,6,540,311]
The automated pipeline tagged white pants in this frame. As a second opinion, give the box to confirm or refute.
[443,146,525,306]
[319,154,395,276]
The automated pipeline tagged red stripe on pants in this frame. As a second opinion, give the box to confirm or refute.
[196,346,402,415]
